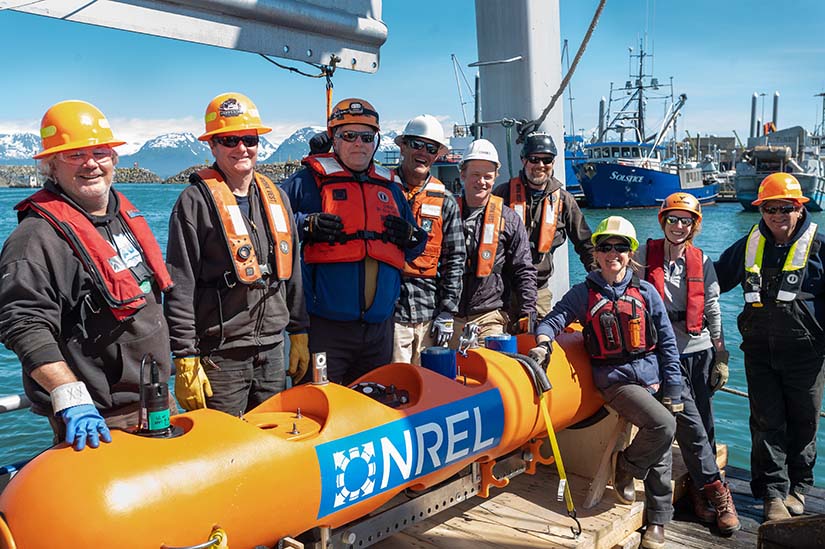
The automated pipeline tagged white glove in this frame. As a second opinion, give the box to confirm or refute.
[430,312,454,347]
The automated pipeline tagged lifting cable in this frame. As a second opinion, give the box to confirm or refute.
[259,54,341,120]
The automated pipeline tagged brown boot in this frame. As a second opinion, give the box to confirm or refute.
[784,490,805,516]
[688,480,716,523]
[764,497,791,521]
[641,524,665,549]
[613,451,636,504]
[703,480,741,535]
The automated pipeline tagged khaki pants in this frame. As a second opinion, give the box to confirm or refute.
[392,320,437,365]
[448,309,508,349]
[536,284,553,319]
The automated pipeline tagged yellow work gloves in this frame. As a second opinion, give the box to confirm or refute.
[288,333,310,384]
[174,356,213,411]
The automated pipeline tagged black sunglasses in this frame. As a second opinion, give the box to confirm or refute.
[213,134,259,148]
[760,204,798,215]
[336,130,376,143]
[405,138,440,155]
[595,242,632,253]
[526,155,555,165]
[664,215,695,226]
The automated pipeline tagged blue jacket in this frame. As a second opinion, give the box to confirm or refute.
[280,164,425,323]
[535,269,683,394]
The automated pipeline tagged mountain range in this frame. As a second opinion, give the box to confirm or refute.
[0,127,401,178]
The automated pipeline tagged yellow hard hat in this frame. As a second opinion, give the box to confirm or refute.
[199,92,272,141]
[751,172,809,205]
[328,98,380,134]
[591,216,639,251]
[33,100,126,159]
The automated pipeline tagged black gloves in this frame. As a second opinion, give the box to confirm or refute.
[304,213,344,243]
[309,131,332,155]
[384,215,420,249]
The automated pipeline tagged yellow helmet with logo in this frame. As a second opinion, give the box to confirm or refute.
[199,92,272,141]
[591,215,639,251]
[33,100,126,159]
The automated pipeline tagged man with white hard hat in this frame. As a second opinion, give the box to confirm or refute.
[391,115,466,364]
[450,139,537,345]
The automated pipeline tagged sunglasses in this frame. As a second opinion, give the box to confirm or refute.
[664,215,695,226]
[213,134,259,148]
[595,242,632,253]
[526,155,555,165]
[336,130,376,143]
[405,138,440,155]
[760,204,798,215]
[57,148,114,166]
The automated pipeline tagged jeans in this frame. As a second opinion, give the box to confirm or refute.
[308,315,394,385]
[204,342,286,416]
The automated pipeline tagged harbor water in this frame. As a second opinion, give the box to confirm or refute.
[0,184,823,488]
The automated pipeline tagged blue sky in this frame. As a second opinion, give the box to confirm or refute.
[0,0,823,149]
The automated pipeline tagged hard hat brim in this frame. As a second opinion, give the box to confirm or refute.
[394,134,448,151]
[33,138,127,159]
[198,125,273,141]
[751,194,809,206]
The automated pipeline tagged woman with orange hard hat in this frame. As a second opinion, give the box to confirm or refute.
[716,173,825,521]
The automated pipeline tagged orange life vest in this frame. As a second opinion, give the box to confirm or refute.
[459,195,504,278]
[398,175,446,278]
[645,238,705,335]
[508,177,562,254]
[195,169,293,284]
[583,276,657,363]
[16,189,173,321]
[302,154,405,269]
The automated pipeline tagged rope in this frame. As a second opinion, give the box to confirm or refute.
[719,386,825,419]
[517,0,608,143]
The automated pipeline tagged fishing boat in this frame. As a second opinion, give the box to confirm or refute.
[733,125,825,211]
[573,41,718,208]
[563,134,585,201]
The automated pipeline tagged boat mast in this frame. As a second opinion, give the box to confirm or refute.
[636,39,646,140]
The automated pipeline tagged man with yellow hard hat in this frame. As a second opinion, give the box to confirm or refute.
[281,98,426,384]
[716,173,825,521]
[0,100,174,450]
[165,92,308,416]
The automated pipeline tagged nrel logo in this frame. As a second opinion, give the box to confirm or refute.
[316,389,505,518]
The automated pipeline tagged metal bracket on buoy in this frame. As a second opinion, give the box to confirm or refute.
[312,352,328,385]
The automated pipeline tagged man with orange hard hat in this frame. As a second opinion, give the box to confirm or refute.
[165,92,308,416]
[281,98,426,384]
[716,173,825,521]
[0,100,174,450]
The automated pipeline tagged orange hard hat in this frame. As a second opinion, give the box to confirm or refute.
[199,92,272,141]
[33,100,126,159]
[752,172,809,205]
[328,98,380,134]
[658,192,702,224]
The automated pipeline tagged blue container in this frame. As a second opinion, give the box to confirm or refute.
[485,334,517,354]
[420,347,457,379]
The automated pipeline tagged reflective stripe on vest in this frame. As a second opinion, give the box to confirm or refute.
[196,169,293,284]
[645,238,705,335]
[743,222,818,303]
[399,175,445,278]
[584,277,656,360]
[508,177,562,254]
[15,189,173,321]
[302,153,405,269]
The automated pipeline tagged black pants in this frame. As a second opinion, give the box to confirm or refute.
[308,315,394,385]
[203,342,286,417]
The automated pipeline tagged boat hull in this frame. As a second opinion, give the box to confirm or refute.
[734,172,825,212]
[575,161,718,208]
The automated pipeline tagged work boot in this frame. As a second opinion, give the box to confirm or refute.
[764,497,791,521]
[688,480,716,523]
[703,480,741,535]
[641,524,665,549]
[785,490,805,516]
[612,451,636,504]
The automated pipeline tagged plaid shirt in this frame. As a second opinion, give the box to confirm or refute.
[395,174,466,323]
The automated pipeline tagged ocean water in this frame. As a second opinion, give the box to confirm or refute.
[0,185,823,488]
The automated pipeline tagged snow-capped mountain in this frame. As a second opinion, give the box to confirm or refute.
[0,133,40,165]
[263,126,326,164]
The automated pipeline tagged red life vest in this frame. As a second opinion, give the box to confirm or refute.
[397,174,445,278]
[302,154,405,269]
[16,189,173,321]
[645,238,705,335]
[195,169,293,284]
[458,194,504,277]
[583,276,657,362]
[508,177,562,253]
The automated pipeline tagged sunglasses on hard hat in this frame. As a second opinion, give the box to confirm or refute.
[57,148,114,166]
[404,138,440,155]
[664,215,695,226]
[336,130,376,143]
[526,155,555,165]
[213,134,259,148]
[595,242,632,253]
[760,204,798,215]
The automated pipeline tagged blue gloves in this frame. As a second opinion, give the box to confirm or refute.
[430,312,455,346]
[59,404,112,451]
[661,384,684,414]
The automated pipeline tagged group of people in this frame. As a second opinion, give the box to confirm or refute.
[0,93,821,548]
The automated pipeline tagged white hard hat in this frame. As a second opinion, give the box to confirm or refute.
[394,114,448,150]
[460,138,500,169]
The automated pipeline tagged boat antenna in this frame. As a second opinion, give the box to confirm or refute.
[451,54,475,129]
[815,92,825,136]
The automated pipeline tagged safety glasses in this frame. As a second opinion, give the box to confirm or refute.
[336,130,376,143]
[595,242,632,253]
[213,134,259,148]
[57,148,114,166]
[526,155,555,165]
[664,215,695,226]
[760,204,798,215]
[405,138,440,155]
